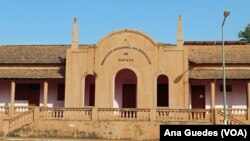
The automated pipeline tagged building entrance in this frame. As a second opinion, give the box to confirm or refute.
[114,69,137,108]
[122,84,136,108]
[15,84,40,106]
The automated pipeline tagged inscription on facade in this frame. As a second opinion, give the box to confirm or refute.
[101,46,151,65]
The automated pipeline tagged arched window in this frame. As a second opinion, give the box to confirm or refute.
[157,75,169,107]
[84,75,95,106]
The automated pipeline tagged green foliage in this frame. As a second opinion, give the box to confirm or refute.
[238,24,250,42]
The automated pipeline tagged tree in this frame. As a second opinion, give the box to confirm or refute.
[238,24,250,42]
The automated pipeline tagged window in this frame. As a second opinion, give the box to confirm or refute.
[220,85,232,92]
[157,75,169,107]
[57,84,65,101]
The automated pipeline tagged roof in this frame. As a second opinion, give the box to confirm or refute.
[189,69,250,79]
[0,45,69,64]
[0,44,94,64]
[1,42,250,79]
[184,41,248,45]
[0,68,65,79]
[188,44,250,64]
[1,42,250,64]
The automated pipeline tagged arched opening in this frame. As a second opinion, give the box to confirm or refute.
[84,75,95,106]
[114,69,137,108]
[157,75,169,107]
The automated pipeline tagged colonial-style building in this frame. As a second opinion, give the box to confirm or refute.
[0,16,249,139]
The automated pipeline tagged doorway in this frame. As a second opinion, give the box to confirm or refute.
[15,84,40,106]
[122,84,136,108]
[191,85,205,109]
[114,69,137,108]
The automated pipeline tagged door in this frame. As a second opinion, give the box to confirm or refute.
[191,85,205,109]
[122,84,136,108]
[28,84,40,106]
[15,84,40,106]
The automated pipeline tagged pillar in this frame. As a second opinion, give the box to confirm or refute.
[247,81,250,120]
[34,107,40,124]
[92,107,98,121]
[9,81,15,117]
[210,80,215,109]
[210,80,217,124]
[150,109,156,121]
[43,81,48,107]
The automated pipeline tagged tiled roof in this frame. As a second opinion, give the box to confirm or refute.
[0,45,69,64]
[1,43,250,64]
[189,69,250,79]
[187,44,250,64]
[0,44,94,64]
[0,68,65,79]
[1,43,250,79]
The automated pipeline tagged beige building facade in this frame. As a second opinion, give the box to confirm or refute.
[65,17,188,109]
[1,16,250,139]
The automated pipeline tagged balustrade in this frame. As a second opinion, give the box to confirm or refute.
[2,106,248,126]
[156,109,212,122]
[0,106,8,117]
[40,107,92,120]
[216,110,245,125]
[98,108,150,121]
[14,106,32,115]
[226,109,247,121]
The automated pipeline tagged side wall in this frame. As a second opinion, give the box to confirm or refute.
[190,79,247,109]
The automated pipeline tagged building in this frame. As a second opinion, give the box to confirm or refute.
[0,16,250,139]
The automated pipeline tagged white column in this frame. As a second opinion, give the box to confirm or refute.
[9,80,15,117]
[210,80,215,109]
[43,81,48,107]
[10,81,15,106]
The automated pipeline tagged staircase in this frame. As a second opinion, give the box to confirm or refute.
[3,108,35,134]
[216,110,246,125]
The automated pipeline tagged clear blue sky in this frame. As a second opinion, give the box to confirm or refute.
[0,0,249,45]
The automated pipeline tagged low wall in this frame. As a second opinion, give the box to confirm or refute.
[8,120,160,140]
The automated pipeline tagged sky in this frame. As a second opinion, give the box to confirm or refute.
[0,0,249,45]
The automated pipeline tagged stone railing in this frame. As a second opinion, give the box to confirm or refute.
[0,106,9,117]
[2,107,247,137]
[1,106,248,128]
[98,108,150,121]
[40,107,92,121]
[8,108,35,132]
[216,110,246,125]
[14,106,33,115]
[156,109,212,122]
[224,108,247,121]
